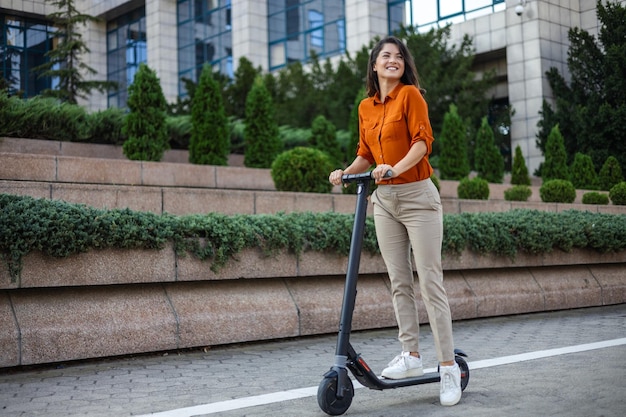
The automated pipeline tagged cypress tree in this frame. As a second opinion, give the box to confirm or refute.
[569,152,598,190]
[244,76,282,168]
[597,155,624,191]
[474,116,504,183]
[542,124,569,182]
[189,64,229,165]
[439,104,470,180]
[122,63,169,161]
[511,145,531,185]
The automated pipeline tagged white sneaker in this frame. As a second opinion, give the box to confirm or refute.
[381,352,424,379]
[439,362,462,406]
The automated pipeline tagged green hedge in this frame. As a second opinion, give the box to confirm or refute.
[2,193,626,282]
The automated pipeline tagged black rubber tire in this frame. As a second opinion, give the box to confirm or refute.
[455,355,470,391]
[317,375,354,416]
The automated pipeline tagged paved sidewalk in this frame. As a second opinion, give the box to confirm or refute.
[1,304,625,417]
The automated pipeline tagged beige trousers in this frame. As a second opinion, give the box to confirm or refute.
[371,178,455,362]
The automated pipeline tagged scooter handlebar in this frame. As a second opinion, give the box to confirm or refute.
[341,169,392,184]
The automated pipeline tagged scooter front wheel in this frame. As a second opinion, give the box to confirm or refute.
[455,355,470,391]
[317,375,353,416]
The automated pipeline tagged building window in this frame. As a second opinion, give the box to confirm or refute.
[106,7,146,108]
[177,0,232,97]
[0,14,57,97]
[268,0,345,71]
[388,0,505,33]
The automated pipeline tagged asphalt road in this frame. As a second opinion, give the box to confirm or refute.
[1,304,625,417]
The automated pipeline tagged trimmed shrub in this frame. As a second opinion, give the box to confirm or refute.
[569,152,597,190]
[539,179,576,203]
[542,124,569,182]
[597,156,624,191]
[510,145,531,185]
[582,192,609,205]
[122,63,169,161]
[88,107,125,145]
[457,177,489,200]
[609,182,626,205]
[474,116,504,183]
[439,104,470,180]
[271,147,334,193]
[244,76,282,168]
[504,185,532,202]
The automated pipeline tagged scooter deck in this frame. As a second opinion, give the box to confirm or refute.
[347,354,440,390]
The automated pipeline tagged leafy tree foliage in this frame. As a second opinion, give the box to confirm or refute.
[474,116,504,183]
[569,152,598,190]
[244,76,282,168]
[224,57,262,120]
[439,104,470,180]
[122,63,169,161]
[189,64,230,165]
[537,0,626,171]
[597,155,624,191]
[34,0,116,104]
[542,124,569,182]
[511,145,531,185]
[309,115,342,168]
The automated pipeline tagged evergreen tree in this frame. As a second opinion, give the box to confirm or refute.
[474,116,504,183]
[34,0,116,104]
[224,57,262,120]
[597,155,624,191]
[122,63,169,161]
[310,115,342,167]
[537,0,626,170]
[542,124,569,182]
[244,76,282,168]
[438,104,470,180]
[511,145,531,185]
[569,152,598,190]
[189,64,229,166]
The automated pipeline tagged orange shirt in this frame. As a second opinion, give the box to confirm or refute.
[356,82,434,184]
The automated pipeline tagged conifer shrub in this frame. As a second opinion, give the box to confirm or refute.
[504,185,532,201]
[569,152,598,190]
[597,156,624,191]
[122,63,169,161]
[189,64,230,165]
[309,115,343,168]
[88,107,125,144]
[609,182,626,205]
[511,145,531,185]
[457,177,489,200]
[539,179,576,203]
[541,124,569,182]
[244,76,282,168]
[271,147,334,193]
[430,174,440,192]
[474,116,504,183]
[582,192,609,205]
[439,104,470,180]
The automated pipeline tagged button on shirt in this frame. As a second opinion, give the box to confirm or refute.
[356,83,434,185]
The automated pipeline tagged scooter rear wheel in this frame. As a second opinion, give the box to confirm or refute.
[317,375,353,416]
[455,356,470,391]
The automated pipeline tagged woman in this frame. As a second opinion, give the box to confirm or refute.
[328,36,461,406]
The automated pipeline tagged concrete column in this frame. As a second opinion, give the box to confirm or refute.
[344,0,387,56]
[231,0,269,72]
[145,0,179,104]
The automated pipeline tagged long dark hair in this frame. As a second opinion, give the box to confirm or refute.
[365,36,424,97]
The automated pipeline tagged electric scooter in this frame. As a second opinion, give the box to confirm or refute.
[317,171,470,416]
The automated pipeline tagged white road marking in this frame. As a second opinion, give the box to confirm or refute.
[136,337,626,417]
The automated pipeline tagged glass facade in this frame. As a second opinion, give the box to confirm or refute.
[388,0,505,33]
[106,7,147,108]
[0,14,56,97]
[177,0,232,96]
[268,0,345,71]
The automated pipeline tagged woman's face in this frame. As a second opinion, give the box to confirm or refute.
[373,42,405,82]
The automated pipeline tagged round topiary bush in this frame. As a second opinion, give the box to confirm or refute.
[609,181,626,205]
[539,179,576,203]
[457,177,489,200]
[504,185,532,202]
[582,192,609,205]
[271,147,334,193]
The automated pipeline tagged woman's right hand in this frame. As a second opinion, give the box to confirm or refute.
[328,169,344,186]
